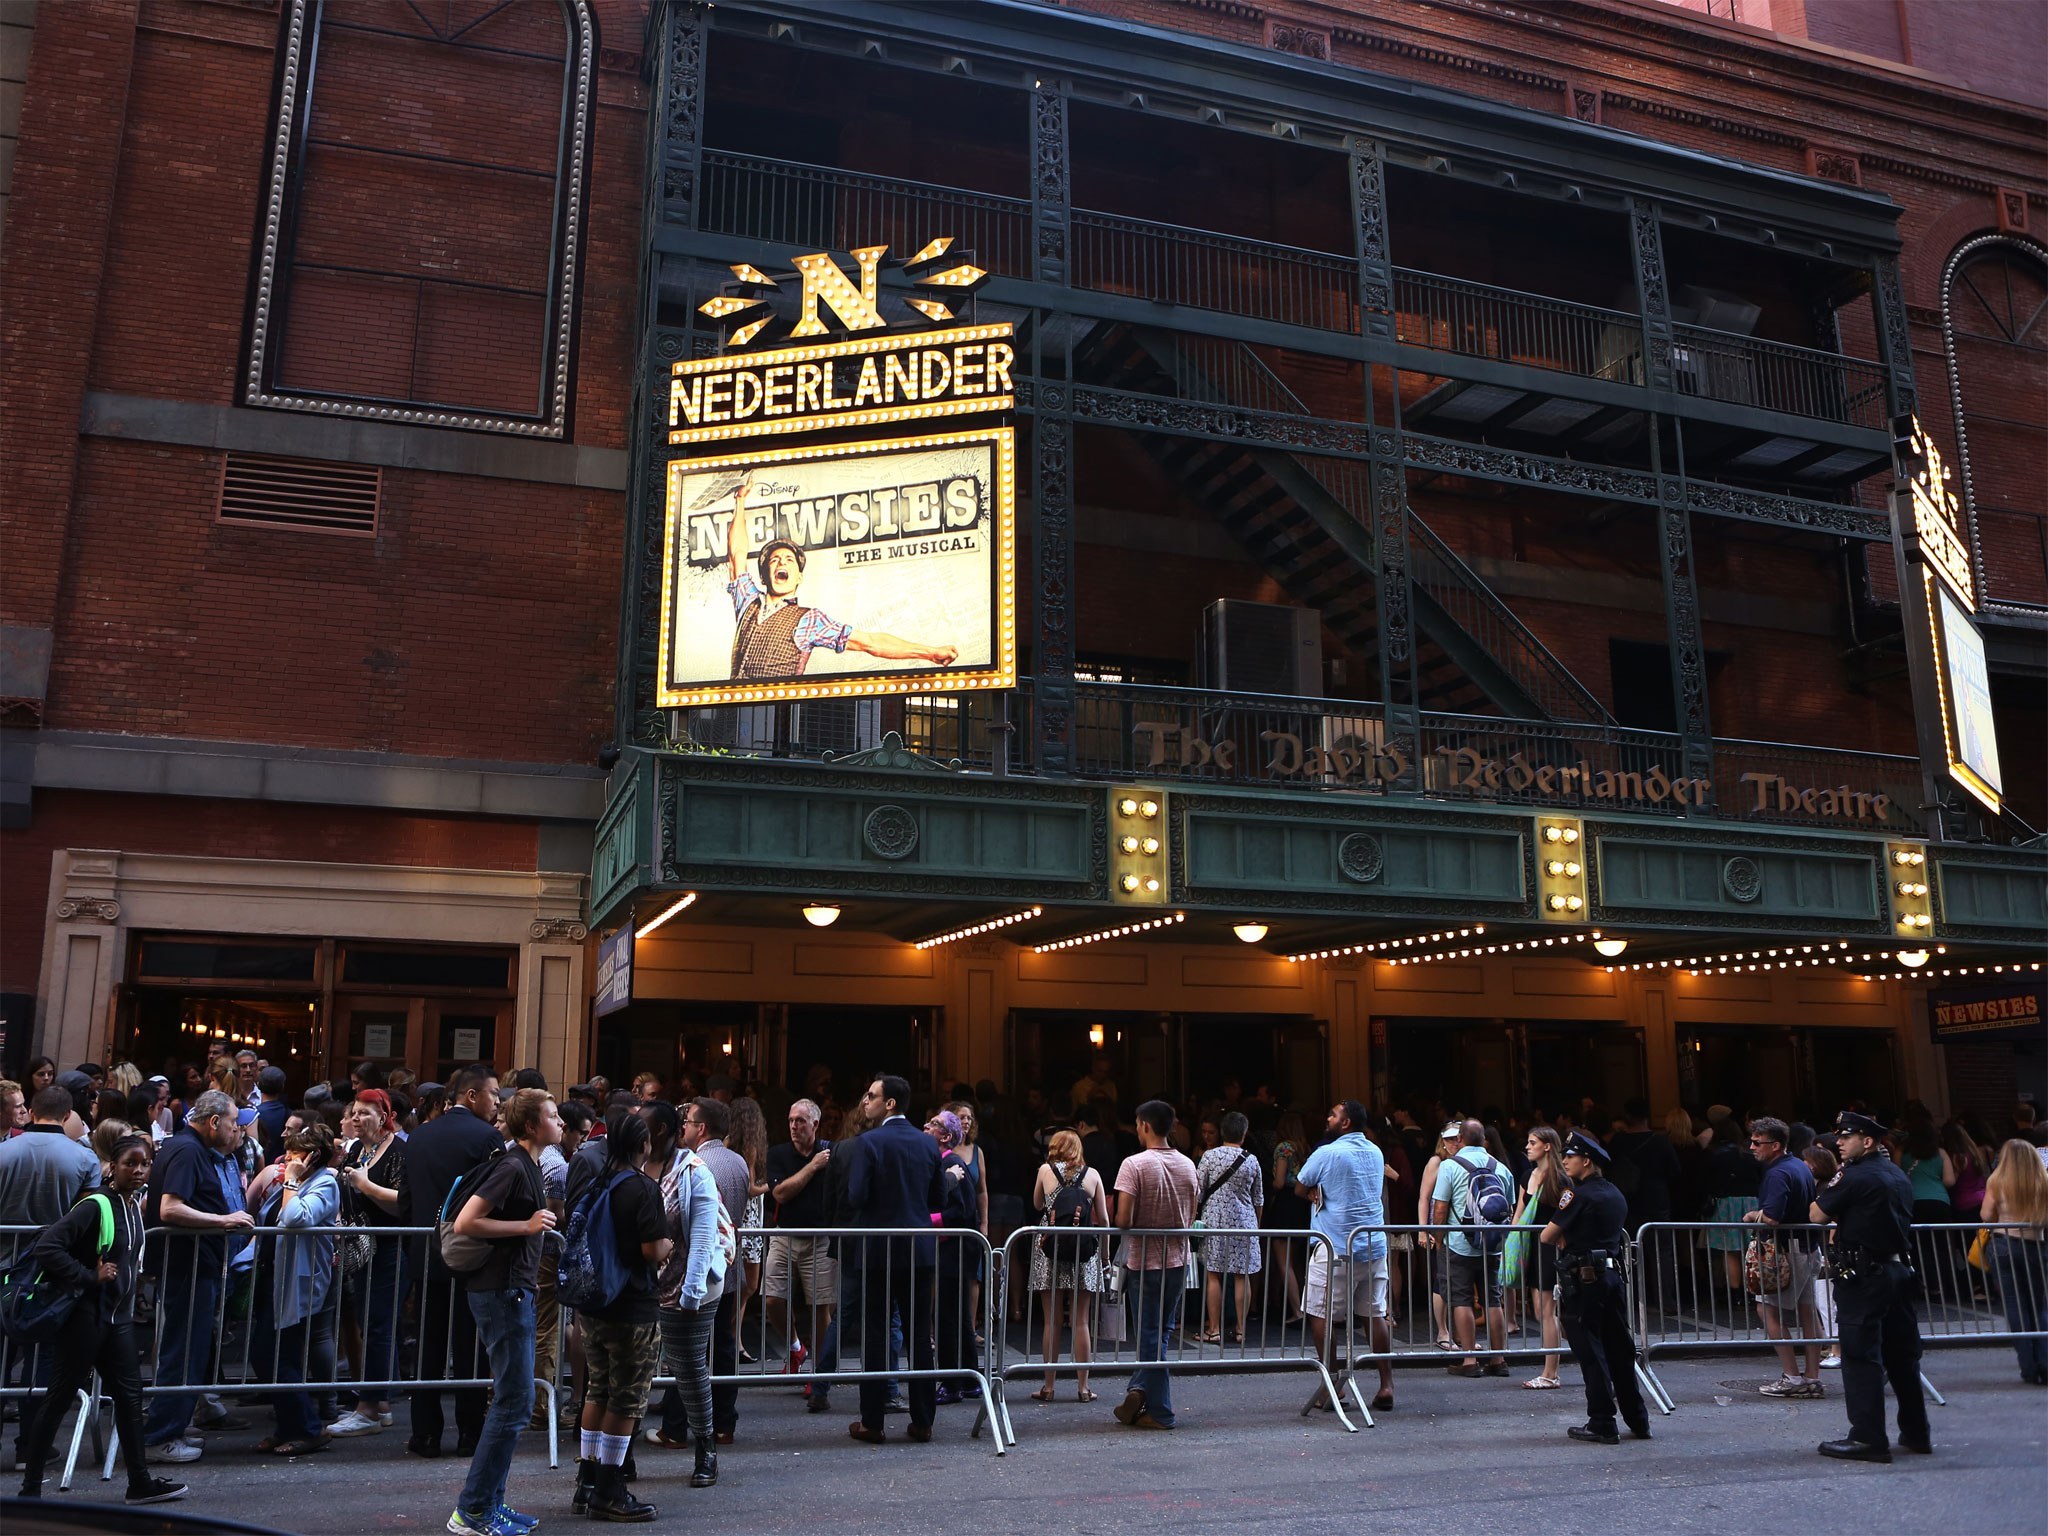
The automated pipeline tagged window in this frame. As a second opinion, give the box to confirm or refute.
[246,0,596,436]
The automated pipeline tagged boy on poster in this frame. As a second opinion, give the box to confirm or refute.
[725,476,959,681]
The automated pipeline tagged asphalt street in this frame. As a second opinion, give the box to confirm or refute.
[17,1349,2045,1534]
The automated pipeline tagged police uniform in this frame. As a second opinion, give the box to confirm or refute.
[1814,1111,1929,1462]
[1549,1131,1649,1444]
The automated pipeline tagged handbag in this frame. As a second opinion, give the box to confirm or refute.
[1967,1227,1990,1272]
[1500,1192,1538,1289]
[1744,1232,1794,1295]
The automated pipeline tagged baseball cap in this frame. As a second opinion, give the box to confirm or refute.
[234,1107,258,1127]
[1439,1121,1461,1141]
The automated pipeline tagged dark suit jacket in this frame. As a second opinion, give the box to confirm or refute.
[400,1105,506,1226]
[255,1099,291,1167]
[842,1116,945,1267]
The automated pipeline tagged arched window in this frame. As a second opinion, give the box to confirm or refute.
[246,0,596,437]
[1941,234,2048,612]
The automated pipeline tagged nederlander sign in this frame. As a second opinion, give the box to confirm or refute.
[1133,723,1894,825]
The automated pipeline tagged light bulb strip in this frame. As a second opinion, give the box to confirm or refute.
[1033,911,1186,953]
[1389,931,1599,966]
[914,906,1044,950]
[1287,924,1486,964]
[1856,961,2044,981]
[1609,940,1866,973]
[635,891,699,939]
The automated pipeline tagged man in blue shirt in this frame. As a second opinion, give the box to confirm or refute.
[1295,1101,1393,1411]
[1744,1115,1824,1400]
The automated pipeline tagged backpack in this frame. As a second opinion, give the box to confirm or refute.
[436,1146,508,1274]
[557,1166,639,1314]
[0,1192,115,1345]
[1455,1150,1515,1234]
[1045,1165,1099,1264]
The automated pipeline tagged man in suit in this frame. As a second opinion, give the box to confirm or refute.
[399,1064,504,1458]
[841,1074,944,1444]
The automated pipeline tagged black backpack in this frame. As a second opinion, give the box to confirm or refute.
[1046,1166,1098,1263]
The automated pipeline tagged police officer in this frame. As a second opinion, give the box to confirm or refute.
[1811,1110,1930,1462]
[1541,1130,1650,1445]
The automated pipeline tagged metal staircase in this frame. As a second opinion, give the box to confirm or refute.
[1075,322,1615,724]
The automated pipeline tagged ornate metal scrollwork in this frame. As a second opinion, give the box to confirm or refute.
[1630,198,1674,391]
[1035,414,1075,774]
[1032,85,1070,284]
[1721,856,1763,903]
[1352,146,1394,337]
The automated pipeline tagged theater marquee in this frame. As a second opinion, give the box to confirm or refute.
[656,429,1017,710]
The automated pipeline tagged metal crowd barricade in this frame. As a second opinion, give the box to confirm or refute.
[1625,1219,2048,1413]
[63,1224,565,1484]
[2,1224,104,1490]
[1329,1223,1662,1422]
[993,1224,1359,1439]
[616,1225,1008,1456]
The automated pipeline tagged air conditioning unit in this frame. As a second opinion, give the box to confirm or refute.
[1200,600,1322,697]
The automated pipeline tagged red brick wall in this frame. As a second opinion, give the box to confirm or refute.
[0,791,539,997]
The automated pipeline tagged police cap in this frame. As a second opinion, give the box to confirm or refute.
[1834,1110,1887,1139]
[1561,1129,1611,1167]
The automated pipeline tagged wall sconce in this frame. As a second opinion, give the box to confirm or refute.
[1233,922,1269,944]
[1593,937,1629,959]
[802,904,841,928]
[1088,1024,1105,1048]
[1896,950,1929,968]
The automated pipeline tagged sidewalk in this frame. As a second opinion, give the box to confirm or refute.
[25,1347,2045,1533]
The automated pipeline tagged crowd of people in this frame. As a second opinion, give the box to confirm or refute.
[2,1042,2045,1524]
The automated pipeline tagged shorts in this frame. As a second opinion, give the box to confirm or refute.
[1447,1248,1502,1310]
[582,1317,662,1419]
[1756,1244,1820,1312]
[764,1235,839,1305]
[1303,1250,1388,1321]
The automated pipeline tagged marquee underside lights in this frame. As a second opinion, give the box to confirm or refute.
[914,906,1043,950]
[635,891,698,939]
[1287,925,1485,964]
[1034,911,1185,953]
[1857,960,2044,981]
[1388,931,1600,965]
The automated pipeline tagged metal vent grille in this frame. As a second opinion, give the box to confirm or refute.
[218,453,379,534]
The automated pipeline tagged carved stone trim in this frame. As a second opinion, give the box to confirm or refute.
[862,804,921,861]
[530,916,591,942]
[1266,20,1330,59]
[55,899,120,924]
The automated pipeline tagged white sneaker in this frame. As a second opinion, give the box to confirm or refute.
[146,1440,202,1464]
[327,1409,383,1437]
[1819,1355,1842,1369]
[376,1408,394,1427]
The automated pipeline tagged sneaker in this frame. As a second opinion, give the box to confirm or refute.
[126,1477,188,1505]
[449,1510,526,1536]
[145,1440,202,1465]
[327,1409,384,1437]
[1790,1380,1825,1398]
[375,1408,395,1427]
[785,1340,808,1375]
[1819,1355,1842,1370]
[492,1507,541,1534]
[1760,1376,1820,1398]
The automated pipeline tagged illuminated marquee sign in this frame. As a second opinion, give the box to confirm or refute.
[658,239,1018,711]
[1892,415,2002,815]
[656,429,1017,710]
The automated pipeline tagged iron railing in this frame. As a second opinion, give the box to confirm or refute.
[689,153,1886,430]
[675,683,1926,833]
[1671,322,1888,429]
[1395,266,1645,383]
[697,151,1033,277]
[1071,209,1358,332]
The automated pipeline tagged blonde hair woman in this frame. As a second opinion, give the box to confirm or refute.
[1520,1126,1569,1388]
[1981,1140,2048,1384]
[1028,1129,1108,1402]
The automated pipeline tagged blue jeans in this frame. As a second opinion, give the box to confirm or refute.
[1124,1266,1186,1427]
[347,1239,403,1399]
[144,1265,220,1446]
[1991,1234,2047,1379]
[459,1288,535,1519]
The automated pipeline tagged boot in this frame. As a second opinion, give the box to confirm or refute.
[572,1456,598,1515]
[621,1446,637,1483]
[690,1436,718,1488]
[589,1463,657,1523]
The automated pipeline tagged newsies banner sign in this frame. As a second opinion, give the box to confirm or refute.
[1929,979,2046,1044]
[657,241,1016,710]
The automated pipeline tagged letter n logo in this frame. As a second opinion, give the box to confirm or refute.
[790,246,887,337]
